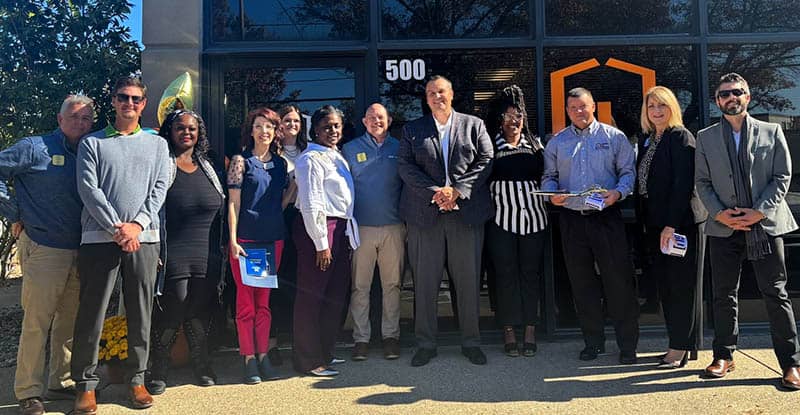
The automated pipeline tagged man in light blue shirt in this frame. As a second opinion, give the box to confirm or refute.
[541,87,640,364]
[342,103,404,361]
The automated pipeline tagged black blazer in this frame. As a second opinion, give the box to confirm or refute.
[398,111,494,227]
[637,126,696,229]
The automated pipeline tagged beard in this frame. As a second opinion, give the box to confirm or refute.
[720,101,745,116]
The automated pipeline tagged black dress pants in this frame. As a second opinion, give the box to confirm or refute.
[708,233,800,369]
[559,208,640,352]
[72,242,158,391]
[646,225,698,350]
[486,222,545,327]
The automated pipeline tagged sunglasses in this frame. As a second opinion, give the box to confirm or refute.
[115,93,145,104]
[502,113,524,122]
[717,88,747,99]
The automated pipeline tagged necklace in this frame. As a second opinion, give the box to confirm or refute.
[284,145,299,159]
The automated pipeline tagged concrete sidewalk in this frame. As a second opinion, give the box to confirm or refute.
[0,334,796,415]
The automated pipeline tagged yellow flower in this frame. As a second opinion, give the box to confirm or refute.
[119,351,128,360]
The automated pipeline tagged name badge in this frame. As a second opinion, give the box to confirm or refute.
[594,142,610,150]
[356,152,367,163]
[264,161,275,170]
[661,233,688,257]
[51,155,65,166]
[584,193,605,210]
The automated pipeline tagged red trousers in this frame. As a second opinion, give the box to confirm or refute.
[229,239,284,356]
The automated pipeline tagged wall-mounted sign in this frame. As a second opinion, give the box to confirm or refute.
[385,59,426,81]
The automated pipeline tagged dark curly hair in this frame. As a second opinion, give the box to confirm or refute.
[241,107,282,154]
[309,105,344,141]
[159,109,210,164]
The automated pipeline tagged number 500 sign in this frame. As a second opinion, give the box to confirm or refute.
[385,59,426,81]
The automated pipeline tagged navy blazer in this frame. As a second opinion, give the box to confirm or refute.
[398,111,494,227]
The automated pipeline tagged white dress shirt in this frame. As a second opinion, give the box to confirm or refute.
[434,112,454,186]
[295,142,359,251]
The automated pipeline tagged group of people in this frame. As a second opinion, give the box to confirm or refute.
[2,71,800,415]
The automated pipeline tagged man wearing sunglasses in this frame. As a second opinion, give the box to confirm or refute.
[695,72,800,390]
[71,76,172,413]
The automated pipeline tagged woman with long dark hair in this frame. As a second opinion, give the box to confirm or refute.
[147,109,224,394]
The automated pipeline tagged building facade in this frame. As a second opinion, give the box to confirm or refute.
[142,0,800,336]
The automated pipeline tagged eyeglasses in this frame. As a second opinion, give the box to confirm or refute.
[717,88,747,99]
[502,113,524,122]
[115,93,145,104]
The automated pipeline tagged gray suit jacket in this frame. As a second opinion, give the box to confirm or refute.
[398,111,494,227]
[695,114,797,237]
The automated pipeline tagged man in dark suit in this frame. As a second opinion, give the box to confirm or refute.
[695,72,800,389]
[398,75,494,367]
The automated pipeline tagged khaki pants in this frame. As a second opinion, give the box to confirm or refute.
[349,224,405,343]
[14,231,80,400]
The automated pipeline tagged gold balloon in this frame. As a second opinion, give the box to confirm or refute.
[157,72,194,126]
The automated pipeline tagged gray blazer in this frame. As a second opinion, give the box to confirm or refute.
[398,111,494,227]
[695,114,797,237]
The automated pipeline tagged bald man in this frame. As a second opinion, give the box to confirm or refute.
[342,103,405,361]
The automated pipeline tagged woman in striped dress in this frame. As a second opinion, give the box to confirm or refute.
[486,101,548,357]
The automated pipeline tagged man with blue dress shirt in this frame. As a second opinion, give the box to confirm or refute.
[342,103,404,361]
[0,95,94,415]
[541,87,640,364]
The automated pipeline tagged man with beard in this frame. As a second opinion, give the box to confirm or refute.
[695,72,800,389]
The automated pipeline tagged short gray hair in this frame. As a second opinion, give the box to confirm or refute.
[60,95,95,115]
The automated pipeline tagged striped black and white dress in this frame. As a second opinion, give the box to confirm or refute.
[489,134,548,234]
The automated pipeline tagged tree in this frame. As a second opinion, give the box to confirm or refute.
[0,0,141,279]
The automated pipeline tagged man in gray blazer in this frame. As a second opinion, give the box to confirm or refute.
[398,75,494,367]
[695,72,800,389]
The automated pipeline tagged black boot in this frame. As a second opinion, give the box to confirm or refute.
[146,326,178,395]
[184,318,217,387]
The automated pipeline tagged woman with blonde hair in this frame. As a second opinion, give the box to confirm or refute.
[636,86,703,369]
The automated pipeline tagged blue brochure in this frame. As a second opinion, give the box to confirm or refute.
[238,243,278,288]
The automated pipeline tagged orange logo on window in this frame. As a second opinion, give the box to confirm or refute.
[550,58,656,133]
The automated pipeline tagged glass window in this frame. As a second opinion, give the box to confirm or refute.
[545,0,697,36]
[212,0,242,41]
[223,66,356,157]
[378,49,536,138]
[381,0,530,40]
[212,0,368,41]
[708,0,800,33]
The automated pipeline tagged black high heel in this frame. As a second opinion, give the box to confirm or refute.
[503,327,519,357]
[657,351,689,369]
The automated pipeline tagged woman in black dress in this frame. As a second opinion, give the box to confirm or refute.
[147,110,224,394]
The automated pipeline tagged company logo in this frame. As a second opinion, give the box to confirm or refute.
[550,58,656,133]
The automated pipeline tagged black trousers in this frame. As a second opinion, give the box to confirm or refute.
[708,233,800,369]
[559,208,640,352]
[646,225,698,350]
[486,222,545,327]
[153,276,216,330]
[71,242,159,391]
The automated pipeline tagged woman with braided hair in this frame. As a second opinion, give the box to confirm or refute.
[485,86,548,357]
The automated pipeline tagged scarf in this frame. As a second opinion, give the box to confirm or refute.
[722,118,771,260]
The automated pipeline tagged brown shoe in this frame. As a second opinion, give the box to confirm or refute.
[383,338,400,360]
[704,359,735,378]
[129,384,154,409]
[352,342,369,361]
[782,366,800,390]
[74,390,97,415]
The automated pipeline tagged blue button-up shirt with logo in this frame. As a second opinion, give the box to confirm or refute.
[342,133,403,226]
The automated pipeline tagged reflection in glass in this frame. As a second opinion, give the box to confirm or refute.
[212,0,368,41]
[708,0,800,33]
[212,0,242,41]
[382,0,529,40]
[545,0,696,36]
[223,67,356,156]
[378,49,536,137]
